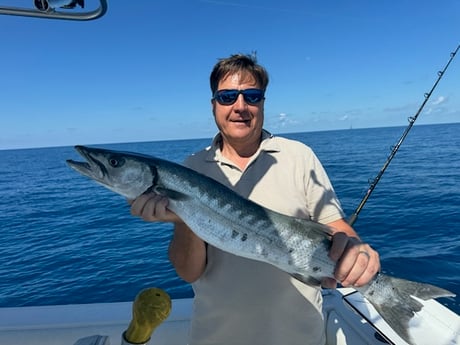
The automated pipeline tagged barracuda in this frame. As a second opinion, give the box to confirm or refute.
[67,145,455,345]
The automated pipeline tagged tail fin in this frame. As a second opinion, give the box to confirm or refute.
[361,274,455,345]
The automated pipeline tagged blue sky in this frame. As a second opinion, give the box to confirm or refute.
[1,0,459,149]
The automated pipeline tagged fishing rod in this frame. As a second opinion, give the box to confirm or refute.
[348,44,460,226]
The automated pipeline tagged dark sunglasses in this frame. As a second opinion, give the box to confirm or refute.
[213,88,265,105]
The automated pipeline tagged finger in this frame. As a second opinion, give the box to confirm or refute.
[340,244,381,287]
[333,240,363,284]
[154,196,169,219]
[130,193,154,216]
[142,194,169,221]
[328,232,349,262]
[339,247,370,287]
[351,249,380,287]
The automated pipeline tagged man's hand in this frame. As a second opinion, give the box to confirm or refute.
[323,218,380,288]
[329,232,380,287]
[128,192,182,223]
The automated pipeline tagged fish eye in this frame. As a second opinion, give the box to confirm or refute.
[108,156,125,168]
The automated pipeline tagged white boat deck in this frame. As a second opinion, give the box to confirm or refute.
[0,289,458,345]
[0,298,191,345]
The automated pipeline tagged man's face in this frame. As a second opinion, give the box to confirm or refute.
[212,72,265,146]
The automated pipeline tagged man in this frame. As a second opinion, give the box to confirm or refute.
[130,54,380,345]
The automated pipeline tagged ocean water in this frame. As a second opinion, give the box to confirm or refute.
[0,123,459,315]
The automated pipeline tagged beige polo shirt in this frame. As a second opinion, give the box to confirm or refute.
[184,130,344,345]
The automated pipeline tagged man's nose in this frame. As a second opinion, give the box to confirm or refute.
[233,94,248,110]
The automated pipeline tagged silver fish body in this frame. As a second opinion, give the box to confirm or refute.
[67,145,455,345]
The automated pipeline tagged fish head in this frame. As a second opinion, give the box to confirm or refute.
[66,145,156,199]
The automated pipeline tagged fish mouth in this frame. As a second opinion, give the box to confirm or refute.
[66,145,107,181]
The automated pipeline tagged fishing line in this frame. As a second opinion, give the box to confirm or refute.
[348,44,460,226]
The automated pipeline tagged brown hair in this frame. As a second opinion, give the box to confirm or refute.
[210,53,269,94]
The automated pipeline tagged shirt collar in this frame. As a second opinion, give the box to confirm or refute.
[205,129,280,163]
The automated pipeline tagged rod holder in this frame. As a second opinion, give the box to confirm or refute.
[121,288,172,345]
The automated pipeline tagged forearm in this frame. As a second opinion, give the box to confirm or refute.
[327,218,360,239]
[168,222,206,283]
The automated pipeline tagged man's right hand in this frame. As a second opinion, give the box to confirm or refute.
[128,192,182,223]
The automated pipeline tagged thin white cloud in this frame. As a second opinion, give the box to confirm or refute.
[267,112,299,130]
[424,96,449,116]
[431,96,447,105]
[276,113,289,127]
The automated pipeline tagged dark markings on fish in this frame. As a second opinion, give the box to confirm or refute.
[231,230,239,239]
[241,233,248,241]
[313,266,321,272]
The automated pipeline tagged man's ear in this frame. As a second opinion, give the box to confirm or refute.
[211,99,216,116]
